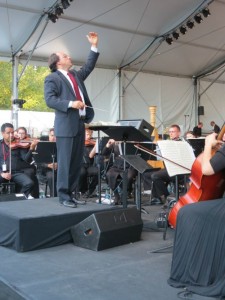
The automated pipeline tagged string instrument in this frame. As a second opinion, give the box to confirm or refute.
[85,139,96,146]
[168,125,225,228]
[10,138,39,149]
[148,106,164,169]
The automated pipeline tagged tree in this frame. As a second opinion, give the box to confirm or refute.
[0,61,52,112]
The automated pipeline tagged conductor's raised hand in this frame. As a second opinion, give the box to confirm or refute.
[86,32,98,47]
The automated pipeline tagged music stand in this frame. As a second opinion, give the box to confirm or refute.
[33,142,57,197]
[101,126,152,208]
[120,155,150,212]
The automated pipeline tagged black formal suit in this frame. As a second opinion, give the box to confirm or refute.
[44,50,99,202]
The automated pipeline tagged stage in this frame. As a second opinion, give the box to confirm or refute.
[0,196,215,300]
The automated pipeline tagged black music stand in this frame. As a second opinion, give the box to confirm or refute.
[120,155,150,212]
[101,126,152,208]
[33,142,57,197]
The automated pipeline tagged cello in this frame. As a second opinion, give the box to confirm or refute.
[168,126,225,228]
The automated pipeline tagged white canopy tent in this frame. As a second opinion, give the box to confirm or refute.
[1,0,225,134]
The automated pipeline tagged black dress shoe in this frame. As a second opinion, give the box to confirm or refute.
[63,200,77,208]
[151,198,162,205]
[71,198,86,205]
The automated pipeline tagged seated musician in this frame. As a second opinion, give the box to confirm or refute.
[142,124,182,206]
[78,129,98,198]
[0,123,37,199]
[17,126,39,198]
[168,132,225,298]
[102,139,137,205]
[37,128,57,197]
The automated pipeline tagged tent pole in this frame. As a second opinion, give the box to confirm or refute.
[11,55,19,129]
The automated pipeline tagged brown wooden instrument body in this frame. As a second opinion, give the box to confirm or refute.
[168,152,225,228]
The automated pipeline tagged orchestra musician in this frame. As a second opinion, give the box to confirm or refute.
[16,126,39,198]
[78,128,98,198]
[142,124,182,206]
[0,123,37,199]
[102,139,137,205]
[36,128,57,197]
[168,132,225,297]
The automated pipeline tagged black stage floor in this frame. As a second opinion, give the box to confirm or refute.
[0,196,216,300]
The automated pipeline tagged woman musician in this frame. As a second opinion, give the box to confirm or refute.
[168,132,225,298]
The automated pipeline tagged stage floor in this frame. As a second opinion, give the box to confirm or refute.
[0,196,215,300]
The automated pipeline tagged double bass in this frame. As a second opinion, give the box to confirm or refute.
[168,126,225,228]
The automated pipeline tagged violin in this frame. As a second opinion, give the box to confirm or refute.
[168,126,225,228]
[10,138,38,149]
[85,139,96,146]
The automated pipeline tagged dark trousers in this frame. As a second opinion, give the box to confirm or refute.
[46,170,57,197]
[0,172,34,197]
[79,165,98,194]
[56,121,85,202]
[106,166,137,192]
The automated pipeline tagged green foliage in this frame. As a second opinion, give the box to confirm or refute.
[0,61,52,112]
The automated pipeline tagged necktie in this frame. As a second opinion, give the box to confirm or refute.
[67,72,82,101]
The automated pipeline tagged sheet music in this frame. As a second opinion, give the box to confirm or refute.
[157,140,196,177]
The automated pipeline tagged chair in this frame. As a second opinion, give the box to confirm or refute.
[0,182,16,194]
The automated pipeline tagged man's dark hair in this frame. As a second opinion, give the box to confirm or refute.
[1,123,13,133]
[48,53,60,72]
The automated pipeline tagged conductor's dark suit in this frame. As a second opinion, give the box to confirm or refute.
[44,50,99,202]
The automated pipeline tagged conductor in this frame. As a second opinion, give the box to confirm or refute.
[44,32,99,208]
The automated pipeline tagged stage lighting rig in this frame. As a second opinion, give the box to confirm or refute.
[55,6,64,16]
[13,99,26,108]
[179,26,187,35]
[194,14,203,24]
[165,36,173,45]
[186,20,194,29]
[172,31,179,40]
[48,13,58,23]
[61,0,70,9]
[202,7,210,18]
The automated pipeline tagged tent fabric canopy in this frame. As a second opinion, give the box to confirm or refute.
[1,0,225,134]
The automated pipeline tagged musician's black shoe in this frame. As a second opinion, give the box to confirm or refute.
[150,198,162,205]
[63,200,77,208]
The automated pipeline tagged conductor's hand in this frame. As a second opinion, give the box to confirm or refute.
[86,32,98,48]
[71,101,85,110]
[106,139,115,147]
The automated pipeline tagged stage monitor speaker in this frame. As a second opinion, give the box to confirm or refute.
[0,194,26,202]
[71,208,143,251]
[117,119,154,140]
[198,106,204,115]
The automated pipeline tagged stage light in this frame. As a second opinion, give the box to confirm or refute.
[194,14,203,24]
[48,13,58,23]
[202,8,210,18]
[179,26,187,35]
[186,20,194,29]
[61,0,70,9]
[165,36,173,45]
[55,6,64,16]
[172,31,179,40]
